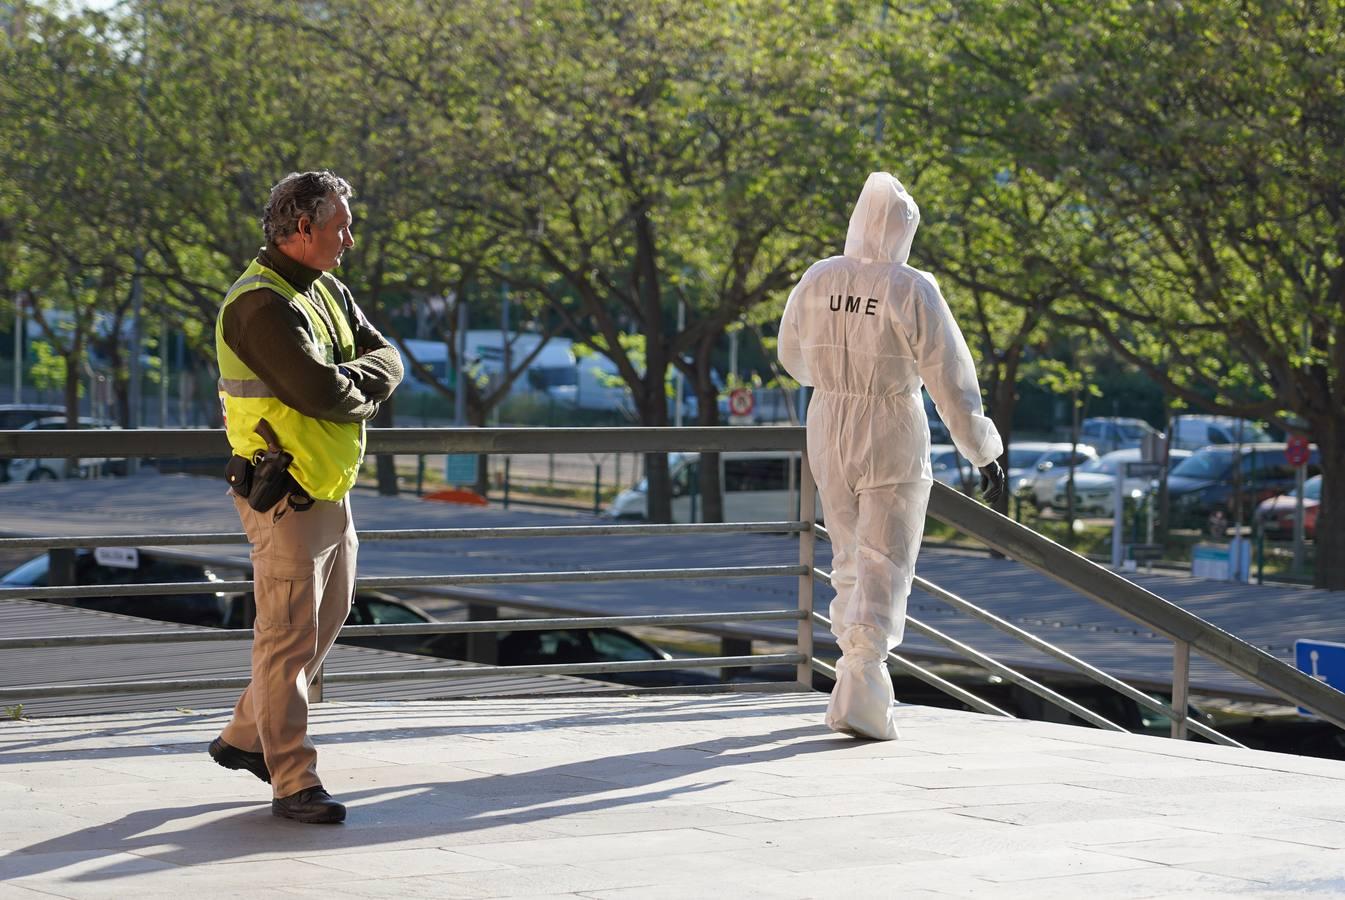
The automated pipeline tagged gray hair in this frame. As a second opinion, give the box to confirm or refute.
[262,170,353,244]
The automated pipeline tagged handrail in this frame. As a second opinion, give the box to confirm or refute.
[0,564,808,603]
[910,574,1242,747]
[811,570,1127,733]
[0,521,808,551]
[925,482,1345,730]
[3,425,1342,736]
[807,623,1015,719]
[11,653,805,699]
[0,609,807,650]
[0,425,807,458]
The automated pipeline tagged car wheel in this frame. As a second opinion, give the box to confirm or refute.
[27,467,59,481]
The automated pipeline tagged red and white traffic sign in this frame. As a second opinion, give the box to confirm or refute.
[727,388,755,417]
[1286,434,1311,467]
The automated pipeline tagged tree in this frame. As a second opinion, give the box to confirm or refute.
[1013,0,1345,588]
[873,2,1112,515]
[912,0,1345,587]
[0,5,143,425]
[439,0,874,521]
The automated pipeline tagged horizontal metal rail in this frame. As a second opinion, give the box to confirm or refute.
[925,483,1345,730]
[0,609,806,650]
[811,564,1127,733]
[0,425,807,458]
[899,613,1129,733]
[0,564,808,603]
[809,610,1015,718]
[2,653,805,699]
[0,521,808,552]
[912,575,1243,748]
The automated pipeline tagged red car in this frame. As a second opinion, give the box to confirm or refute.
[1255,475,1321,539]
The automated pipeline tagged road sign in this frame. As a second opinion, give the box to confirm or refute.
[444,454,477,485]
[1294,639,1345,717]
[727,388,754,417]
[1286,434,1311,467]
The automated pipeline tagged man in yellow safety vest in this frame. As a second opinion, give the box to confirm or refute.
[208,171,402,824]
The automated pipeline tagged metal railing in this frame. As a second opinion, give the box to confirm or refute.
[2,426,1344,745]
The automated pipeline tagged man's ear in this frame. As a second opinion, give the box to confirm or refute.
[297,216,311,238]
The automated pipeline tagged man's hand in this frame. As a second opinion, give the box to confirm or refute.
[978,460,1006,504]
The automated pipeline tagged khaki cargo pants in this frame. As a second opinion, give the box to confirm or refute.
[220,492,357,798]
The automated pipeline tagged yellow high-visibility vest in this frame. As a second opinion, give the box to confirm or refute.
[215,259,364,501]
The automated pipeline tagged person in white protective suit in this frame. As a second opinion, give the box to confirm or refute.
[778,172,1006,740]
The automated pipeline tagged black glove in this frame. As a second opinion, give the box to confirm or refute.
[978,460,1006,504]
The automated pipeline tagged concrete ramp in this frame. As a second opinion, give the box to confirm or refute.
[3,694,1344,897]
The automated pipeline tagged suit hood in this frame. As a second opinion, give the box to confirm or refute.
[844,172,920,264]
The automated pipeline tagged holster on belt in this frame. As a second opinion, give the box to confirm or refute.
[225,418,313,512]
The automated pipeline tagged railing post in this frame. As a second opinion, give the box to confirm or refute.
[308,665,324,704]
[796,450,816,689]
[594,463,602,515]
[466,603,499,664]
[1171,640,1190,739]
[503,457,511,509]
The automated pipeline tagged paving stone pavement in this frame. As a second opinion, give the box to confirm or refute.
[2,693,1344,899]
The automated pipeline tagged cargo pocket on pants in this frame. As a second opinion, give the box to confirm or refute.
[253,556,314,631]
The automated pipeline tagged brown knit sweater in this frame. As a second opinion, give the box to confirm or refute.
[220,246,403,423]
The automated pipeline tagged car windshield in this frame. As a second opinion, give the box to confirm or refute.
[1078,456,1119,475]
[1008,448,1045,469]
[1170,450,1233,480]
[1234,422,1274,442]
[1293,477,1323,501]
[1,555,50,586]
[1118,423,1149,439]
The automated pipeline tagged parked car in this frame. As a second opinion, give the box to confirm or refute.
[0,403,68,482]
[607,450,813,523]
[1005,442,1071,484]
[930,444,977,490]
[1079,417,1161,455]
[0,548,232,626]
[1168,414,1275,452]
[1011,443,1099,508]
[1,550,715,688]
[1254,474,1321,540]
[4,415,124,481]
[883,668,1213,737]
[1050,448,1192,517]
[1165,443,1321,534]
[0,403,67,430]
[232,589,718,688]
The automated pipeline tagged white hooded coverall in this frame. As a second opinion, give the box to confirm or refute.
[778,172,1003,740]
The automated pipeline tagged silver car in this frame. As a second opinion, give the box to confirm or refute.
[1014,443,1099,509]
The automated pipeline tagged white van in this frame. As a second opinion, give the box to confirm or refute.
[608,451,813,523]
[1168,415,1274,451]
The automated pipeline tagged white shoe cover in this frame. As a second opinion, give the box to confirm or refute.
[825,625,898,740]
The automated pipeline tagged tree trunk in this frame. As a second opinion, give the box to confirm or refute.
[63,343,81,476]
[990,375,1017,517]
[693,344,723,523]
[1313,429,1344,591]
[62,347,79,425]
[467,405,490,497]
[640,368,673,522]
[373,396,398,496]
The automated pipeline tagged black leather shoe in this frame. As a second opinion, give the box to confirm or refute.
[208,736,271,784]
[272,786,346,824]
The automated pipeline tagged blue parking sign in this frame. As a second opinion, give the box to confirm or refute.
[1294,639,1345,717]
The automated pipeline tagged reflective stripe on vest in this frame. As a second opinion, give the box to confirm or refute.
[215,259,364,501]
